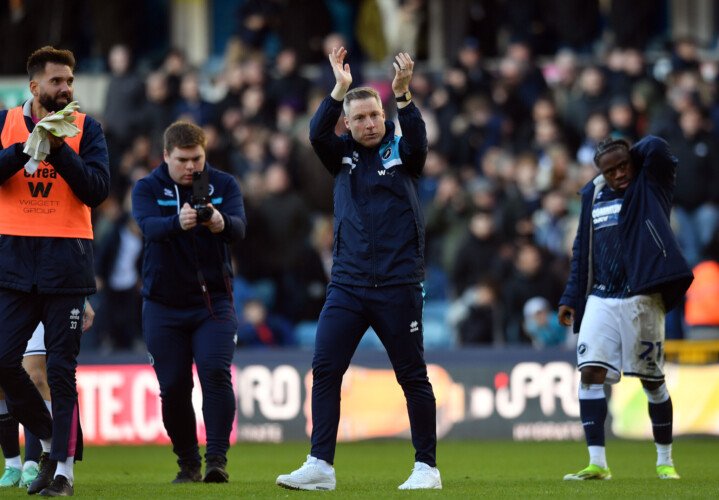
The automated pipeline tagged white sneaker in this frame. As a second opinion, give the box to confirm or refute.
[398,462,442,490]
[276,455,336,491]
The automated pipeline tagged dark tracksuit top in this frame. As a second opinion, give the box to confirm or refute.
[307,95,437,467]
[0,102,110,461]
[131,162,246,307]
[131,161,246,464]
[310,96,427,286]
[560,135,694,333]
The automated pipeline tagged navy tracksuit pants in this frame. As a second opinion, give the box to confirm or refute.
[310,282,437,466]
[0,288,85,461]
[143,298,237,467]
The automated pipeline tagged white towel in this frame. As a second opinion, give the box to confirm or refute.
[23,101,81,174]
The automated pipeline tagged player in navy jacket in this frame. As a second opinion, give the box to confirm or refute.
[559,136,693,480]
[0,46,109,496]
[276,48,441,492]
[132,121,245,484]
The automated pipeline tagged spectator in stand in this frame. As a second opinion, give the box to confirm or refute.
[447,280,501,345]
[424,171,472,276]
[452,94,503,170]
[290,215,333,323]
[522,296,568,348]
[202,123,234,174]
[667,105,719,266]
[649,71,706,138]
[564,66,611,139]
[160,48,189,105]
[316,33,363,92]
[138,71,176,160]
[577,112,611,166]
[513,152,543,215]
[102,44,145,174]
[451,208,503,296]
[234,0,279,58]
[174,71,215,126]
[237,297,295,347]
[533,189,573,257]
[670,37,701,74]
[607,97,639,143]
[253,163,312,321]
[454,36,493,97]
[547,49,580,122]
[94,191,143,352]
[501,242,563,344]
[268,48,312,114]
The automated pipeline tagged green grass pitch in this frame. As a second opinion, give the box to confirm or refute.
[4,438,717,498]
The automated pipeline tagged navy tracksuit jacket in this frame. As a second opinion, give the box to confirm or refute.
[560,136,694,332]
[0,104,110,462]
[132,162,246,465]
[308,96,437,466]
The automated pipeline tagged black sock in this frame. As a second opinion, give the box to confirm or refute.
[0,413,20,459]
[24,429,42,463]
[648,397,673,445]
[579,397,607,446]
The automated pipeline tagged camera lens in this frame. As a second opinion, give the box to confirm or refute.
[196,205,213,223]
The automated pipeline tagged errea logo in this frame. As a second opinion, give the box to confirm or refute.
[410,321,419,333]
[69,308,81,330]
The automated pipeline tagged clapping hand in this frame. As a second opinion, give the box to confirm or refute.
[329,46,352,99]
[391,52,414,96]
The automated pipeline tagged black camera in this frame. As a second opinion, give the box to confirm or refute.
[191,170,214,223]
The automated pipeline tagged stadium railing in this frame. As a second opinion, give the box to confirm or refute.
[665,339,719,364]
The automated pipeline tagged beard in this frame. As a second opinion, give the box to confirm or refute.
[38,91,72,113]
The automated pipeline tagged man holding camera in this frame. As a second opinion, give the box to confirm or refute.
[131,121,246,484]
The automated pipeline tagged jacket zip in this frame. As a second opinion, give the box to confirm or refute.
[645,219,667,258]
[364,149,378,287]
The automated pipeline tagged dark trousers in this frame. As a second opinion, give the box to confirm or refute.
[0,288,84,461]
[143,298,238,466]
[310,282,437,466]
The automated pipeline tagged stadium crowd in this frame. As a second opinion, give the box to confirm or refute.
[3,0,719,351]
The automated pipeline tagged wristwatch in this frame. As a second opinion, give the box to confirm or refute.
[395,91,412,102]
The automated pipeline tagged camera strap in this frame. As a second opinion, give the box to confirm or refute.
[191,231,235,321]
[197,269,214,315]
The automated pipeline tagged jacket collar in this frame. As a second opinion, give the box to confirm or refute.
[154,161,214,188]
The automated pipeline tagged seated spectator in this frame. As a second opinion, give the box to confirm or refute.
[447,281,501,345]
[522,296,568,348]
[501,242,564,344]
[533,189,573,257]
[237,298,295,347]
[450,207,503,296]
